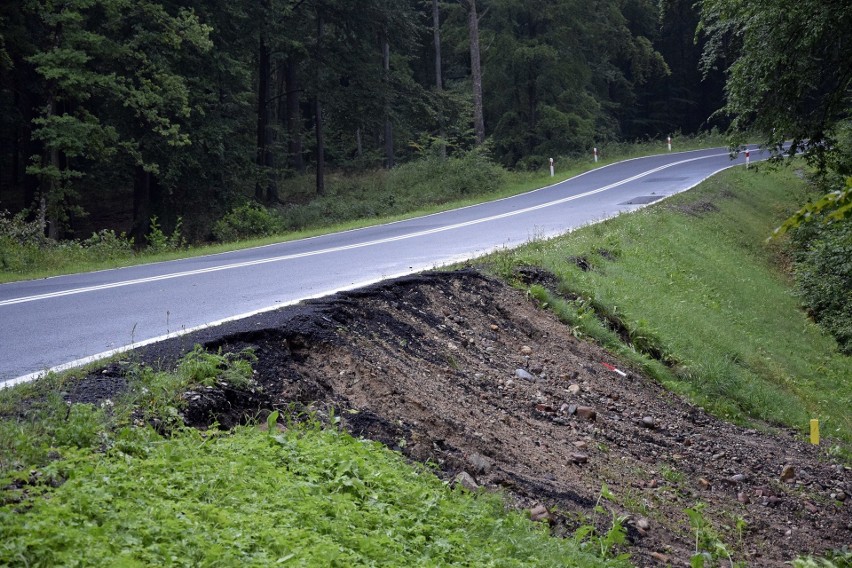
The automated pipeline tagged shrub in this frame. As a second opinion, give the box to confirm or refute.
[794,219,852,353]
[81,230,134,261]
[212,203,282,242]
[146,216,185,253]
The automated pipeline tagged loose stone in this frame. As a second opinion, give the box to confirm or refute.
[576,406,597,421]
[515,368,535,381]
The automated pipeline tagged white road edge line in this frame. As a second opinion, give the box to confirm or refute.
[4,150,760,387]
[0,152,727,308]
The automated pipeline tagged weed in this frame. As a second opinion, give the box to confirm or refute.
[572,484,631,564]
[685,503,738,568]
[661,465,685,485]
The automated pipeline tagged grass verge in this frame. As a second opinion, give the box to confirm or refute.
[481,165,852,452]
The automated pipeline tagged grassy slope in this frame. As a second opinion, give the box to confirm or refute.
[482,166,852,449]
[0,424,623,567]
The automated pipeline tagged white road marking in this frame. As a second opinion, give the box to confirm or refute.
[0,152,727,308]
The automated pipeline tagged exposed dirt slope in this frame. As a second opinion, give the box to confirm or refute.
[68,270,850,566]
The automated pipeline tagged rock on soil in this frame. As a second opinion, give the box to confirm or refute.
[66,269,850,566]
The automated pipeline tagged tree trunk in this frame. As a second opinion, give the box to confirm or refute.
[256,36,279,204]
[433,0,443,91]
[132,166,152,244]
[383,37,394,169]
[40,93,60,239]
[285,58,305,173]
[467,0,485,145]
[315,12,325,196]
[433,0,446,158]
[255,36,272,202]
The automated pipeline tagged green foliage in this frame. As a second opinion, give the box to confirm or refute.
[0,210,135,275]
[792,217,852,354]
[124,345,256,430]
[177,345,256,389]
[794,549,852,568]
[81,229,135,259]
[212,204,283,243]
[145,215,185,253]
[572,484,631,563]
[0,403,620,567]
[685,503,735,568]
[277,149,506,231]
[700,0,852,168]
[774,178,852,238]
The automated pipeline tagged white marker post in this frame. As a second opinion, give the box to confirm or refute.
[667,136,672,152]
[745,149,750,169]
[593,147,598,163]
[549,157,554,177]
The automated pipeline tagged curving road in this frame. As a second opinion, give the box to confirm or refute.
[0,147,766,384]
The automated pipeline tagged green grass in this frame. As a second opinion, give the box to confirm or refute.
[0,425,627,567]
[0,133,725,284]
[481,165,852,450]
[0,353,625,568]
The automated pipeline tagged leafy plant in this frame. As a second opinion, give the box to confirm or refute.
[213,203,283,242]
[792,217,852,353]
[685,503,735,568]
[572,484,631,563]
[146,216,185,253]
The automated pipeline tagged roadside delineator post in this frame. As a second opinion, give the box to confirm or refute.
[549,157,554,177]
[745,148,751,169]
[593,147,598,163]
[810,419,820,445]
[667,136,672,152]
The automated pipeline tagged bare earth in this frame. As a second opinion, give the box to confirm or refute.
[67,270,851,566]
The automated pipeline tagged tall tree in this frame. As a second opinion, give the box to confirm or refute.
[431,0,446,157]
[461,0,485,145]
[700,0,852,167]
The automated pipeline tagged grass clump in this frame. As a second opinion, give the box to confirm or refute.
[483,166,852,449]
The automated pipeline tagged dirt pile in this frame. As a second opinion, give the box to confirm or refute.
[71,270,850,566]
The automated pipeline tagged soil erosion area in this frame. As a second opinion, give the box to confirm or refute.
[69,270,850,566]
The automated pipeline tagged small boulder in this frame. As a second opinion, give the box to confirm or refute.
[780,465,796,483]
[468,453,493,475]
[454,471,479,491]
[529,504,552,523]
[576,406,597,421]
[515,368,535,381]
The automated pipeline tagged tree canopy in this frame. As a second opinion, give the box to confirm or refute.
[0,0,727,243]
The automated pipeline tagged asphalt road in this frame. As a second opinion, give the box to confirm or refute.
[0,147,766,384]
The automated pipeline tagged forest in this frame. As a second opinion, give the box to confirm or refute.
[0,0,726,244]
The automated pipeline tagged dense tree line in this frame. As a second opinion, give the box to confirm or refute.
[0,0,725,243]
